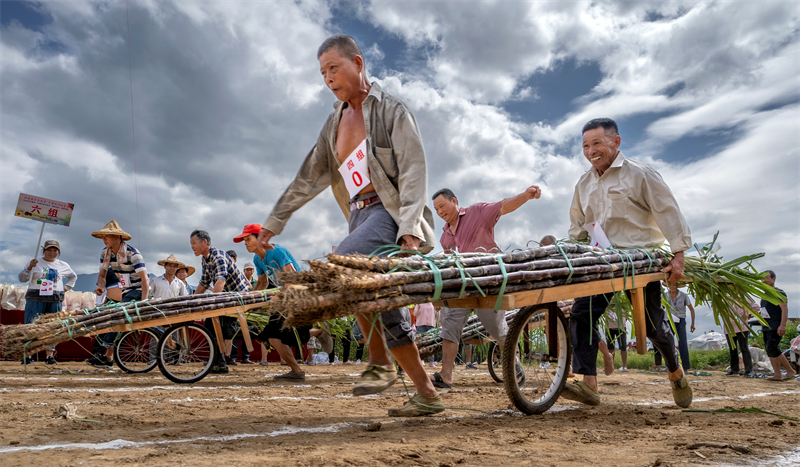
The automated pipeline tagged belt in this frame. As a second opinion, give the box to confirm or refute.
[350,195,380,211]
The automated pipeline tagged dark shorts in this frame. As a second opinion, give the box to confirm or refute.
[203,316,240,340]
[257,315,311,348]
[762,329,782,358]
[606,328,627,351]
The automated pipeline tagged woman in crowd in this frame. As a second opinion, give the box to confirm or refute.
[18,240,77,365]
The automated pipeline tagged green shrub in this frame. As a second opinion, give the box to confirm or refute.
[596,349,731,370]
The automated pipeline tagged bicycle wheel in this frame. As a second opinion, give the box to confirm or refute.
[114,329,159,373]
[157,323,216,384]
[503,304,571,414]
[487,341,503,383]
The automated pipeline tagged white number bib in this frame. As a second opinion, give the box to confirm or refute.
[119,273,131,288]
[338,139,371,198]
[584,222,611,249]
[39,279,54,296]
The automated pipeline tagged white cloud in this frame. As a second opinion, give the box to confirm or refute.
[1,0,797,340]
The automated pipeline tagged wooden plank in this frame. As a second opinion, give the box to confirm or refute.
[630,287,647,355]
[211,317,225,349]
[93,302,268,335]
[435,272,663,310]
[235,307,254,352]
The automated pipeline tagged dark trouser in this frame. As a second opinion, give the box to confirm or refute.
[675,319,691,371]
[92,289,141,357]
[336,194,414,350]
[233,325,260,361]
[341,332,365,363]
[726,331,752,373]
[204,316,239,365]
[762,329,782,358]
[570,282,679,376]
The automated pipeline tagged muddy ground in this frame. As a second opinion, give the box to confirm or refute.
[0,360,797,467]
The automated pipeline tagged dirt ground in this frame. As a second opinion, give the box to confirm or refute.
[0,360,797,467]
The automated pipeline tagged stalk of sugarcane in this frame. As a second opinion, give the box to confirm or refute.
[7,293,270,342]
[319,250,665,292]
[326,243,599,272]
[272,258,666,320]
[2,292,273,358]
[283,266,656,328]
[4,298,272,358]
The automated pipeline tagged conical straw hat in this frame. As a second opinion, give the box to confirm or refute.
[91,220,132,241]
[158,254,182,267]
[177,262,196,277]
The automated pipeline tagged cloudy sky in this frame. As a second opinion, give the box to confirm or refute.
[1,1,798,336]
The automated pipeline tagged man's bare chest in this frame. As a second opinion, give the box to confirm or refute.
[336,109,367,163]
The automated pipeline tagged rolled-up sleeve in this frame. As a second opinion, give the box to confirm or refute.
[391,108,428,242]
[640,168,692,253]
[264,128,333,236]
[18,267,32,284]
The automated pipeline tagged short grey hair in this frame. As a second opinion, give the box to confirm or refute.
[191,230,211,245]
[317,34,368,79]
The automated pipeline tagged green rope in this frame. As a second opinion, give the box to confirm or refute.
[494,255,509,311]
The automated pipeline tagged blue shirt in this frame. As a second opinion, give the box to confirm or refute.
[253,244,299,285]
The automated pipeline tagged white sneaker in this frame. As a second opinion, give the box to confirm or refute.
[356,359,361,364]
[620,367,630,372]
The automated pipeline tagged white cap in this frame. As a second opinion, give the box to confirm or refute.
[243,262,256,271]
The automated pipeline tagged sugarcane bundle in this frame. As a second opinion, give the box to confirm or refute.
[1,290,274,359]
[274,244,669,328]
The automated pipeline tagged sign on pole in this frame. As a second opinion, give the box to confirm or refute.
[14,193,74,226]
[14,193,74,259]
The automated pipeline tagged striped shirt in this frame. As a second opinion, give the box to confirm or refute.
[199,246,252,293]
[99,244,146,293]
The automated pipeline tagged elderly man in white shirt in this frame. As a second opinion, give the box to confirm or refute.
[565,117,693,409]
[150,254,188,299]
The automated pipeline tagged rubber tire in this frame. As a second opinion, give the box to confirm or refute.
[487,341,503,383]
[113,329,159,373]
[502,305,571,415]
[156,323,216,384]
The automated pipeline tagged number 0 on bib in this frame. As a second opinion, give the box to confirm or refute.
[338,139,371,198]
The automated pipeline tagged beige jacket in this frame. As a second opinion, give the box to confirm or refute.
[569,152,692,253]
[263,82,436,253]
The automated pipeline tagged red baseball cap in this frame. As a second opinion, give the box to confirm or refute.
[233,224,262,243]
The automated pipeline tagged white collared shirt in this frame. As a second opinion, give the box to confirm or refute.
[150,274,187,300]
[569,152,692,253]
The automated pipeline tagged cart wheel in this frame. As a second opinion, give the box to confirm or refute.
[487,341,516,383]
[157,323,216,384]
[114,329,159,373]
[503,305,571,414]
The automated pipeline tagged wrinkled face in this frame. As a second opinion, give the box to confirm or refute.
[433,195,460,225]
[176,269,188,281]
[190,236,207,256]
[43,247,59,261]
[243,234,259,253]
[164,263,179,276]
[244,268,254,280]
[582,127,621,173]
[102,235,122,250]
[319,48,363,102]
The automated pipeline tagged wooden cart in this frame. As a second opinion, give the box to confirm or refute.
[434,272,664,414]
[93,301,267,383]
